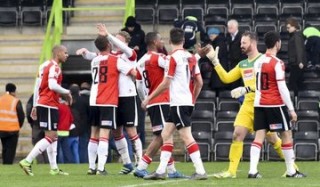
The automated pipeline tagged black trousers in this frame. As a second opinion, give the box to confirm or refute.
[289,65,304,96]
[0,132,19,164]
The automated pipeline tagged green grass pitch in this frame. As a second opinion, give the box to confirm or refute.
[3,161,319,187]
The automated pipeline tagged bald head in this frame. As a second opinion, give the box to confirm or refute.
[52,45,68,63]
[227,19,239,35]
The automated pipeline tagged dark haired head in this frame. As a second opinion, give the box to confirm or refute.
[145,32,159,47]
[242,31,257,41]
[264,31,281,49]
[170,28,184,45]
[5,83,16,93]
[286,17,300,29]
[94,35,110,52]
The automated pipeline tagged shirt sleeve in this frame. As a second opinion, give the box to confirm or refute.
[16,100,25,128]
[166,56,176,78]
[275,60,286,81]
[214,63,242,83]
[82,51,97,60]
[107,34,136,61]
[158,54,167,69]
[117,58,134,75]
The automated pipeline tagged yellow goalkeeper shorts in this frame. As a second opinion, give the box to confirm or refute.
[234,101,254,133]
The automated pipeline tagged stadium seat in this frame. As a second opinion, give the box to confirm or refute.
[215,121,234,132]
[181,0,205,23]
[229,7,253,26]
[255,0,279,15]
[194,101,216,114]
[0,0,19,27]
[217,91,240,111]
[198,90,217,102]
[296,110,319,121]
[295,120,320,132]
[257,41,266,53]
[304,7,320,28]
[157,0,180,24]
[205,9,227,26]
[21,0,44,27]
[255,24,277,40]
[191,110,215,124]
[213,131,233,161]
[238,24,252,32]
[135,0,156,24]
[216,111,238,121]
[302,80,320,91]
[294,131,319,161]
[206,0,230,17]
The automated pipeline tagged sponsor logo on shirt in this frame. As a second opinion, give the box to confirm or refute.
[269,123,282,130]
[243,68,253,80]
[101,120,112,127]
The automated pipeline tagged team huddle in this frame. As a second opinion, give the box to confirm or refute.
[19,23,306,180]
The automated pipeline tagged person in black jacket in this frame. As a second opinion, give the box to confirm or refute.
[286,17,307,96]
[206,27,230,94]
[226,19,246,89]
[121,16,146,60]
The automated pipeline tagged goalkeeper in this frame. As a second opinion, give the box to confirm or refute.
[207,31,298,178]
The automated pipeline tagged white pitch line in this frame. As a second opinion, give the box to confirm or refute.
[122,174,215,187]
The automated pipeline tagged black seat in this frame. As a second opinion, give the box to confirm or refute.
[229,7,253,26]
[215,121,234,132]
[205,8,227,25]
[217,91,240,111]
[255,0,279,14]
[216,111,238,121]
[295,120,320,132]
[195,101,215,113]
[255,24,277,40]
[157,0,180,24]
[294,131,319,161]
[206,0,230,17]
[181,0,205,23]
[297,110,319,121]
[257,41,267,53]
[198,90,216,102]
[21,0,44,27]
[0,0,19,26]
[213,131,233,161]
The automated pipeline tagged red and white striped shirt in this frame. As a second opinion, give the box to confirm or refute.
[136,51,169,107]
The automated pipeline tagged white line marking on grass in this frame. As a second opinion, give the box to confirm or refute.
[122,174,215,187]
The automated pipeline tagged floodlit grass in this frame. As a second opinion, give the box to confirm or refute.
[3,161,319,187]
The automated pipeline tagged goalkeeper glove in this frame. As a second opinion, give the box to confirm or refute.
[206,46,220,66]
[231,86,251,99]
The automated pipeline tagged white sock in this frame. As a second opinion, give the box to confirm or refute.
[187,142,205,175]
[166,157,176,174]
[137,154,152,170]
[282,143,296,175]
[97,138,109,171]
[249,142,262,174]
[47,140,58,170]
[115,135,131,165]
[130,135,143,164]
[88,138,98,170]
[156,143,173,174]
[26,136,52,163]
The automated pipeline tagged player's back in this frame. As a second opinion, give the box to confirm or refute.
[167,49,200,106]
[38,60,62,108]
[137,51,169,106]
[90,54,120,106]
[254,54,285,107]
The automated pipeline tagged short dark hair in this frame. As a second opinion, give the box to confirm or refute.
[264,31,281,49]
[145,32,159,47]
[5,83,16,93]
[94,35,109,52]
[242,31,257,41]
[170,28,184,45]
[286,17,300,29]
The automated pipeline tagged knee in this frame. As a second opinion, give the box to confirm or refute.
[233,131,245,141]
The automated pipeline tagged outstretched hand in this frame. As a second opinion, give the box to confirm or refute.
[206,45,220,66]
[196,44,211,58]
[97,23,108,37]
[76,48,89,55]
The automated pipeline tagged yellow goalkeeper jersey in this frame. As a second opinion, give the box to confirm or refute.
[214,54,261,104]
